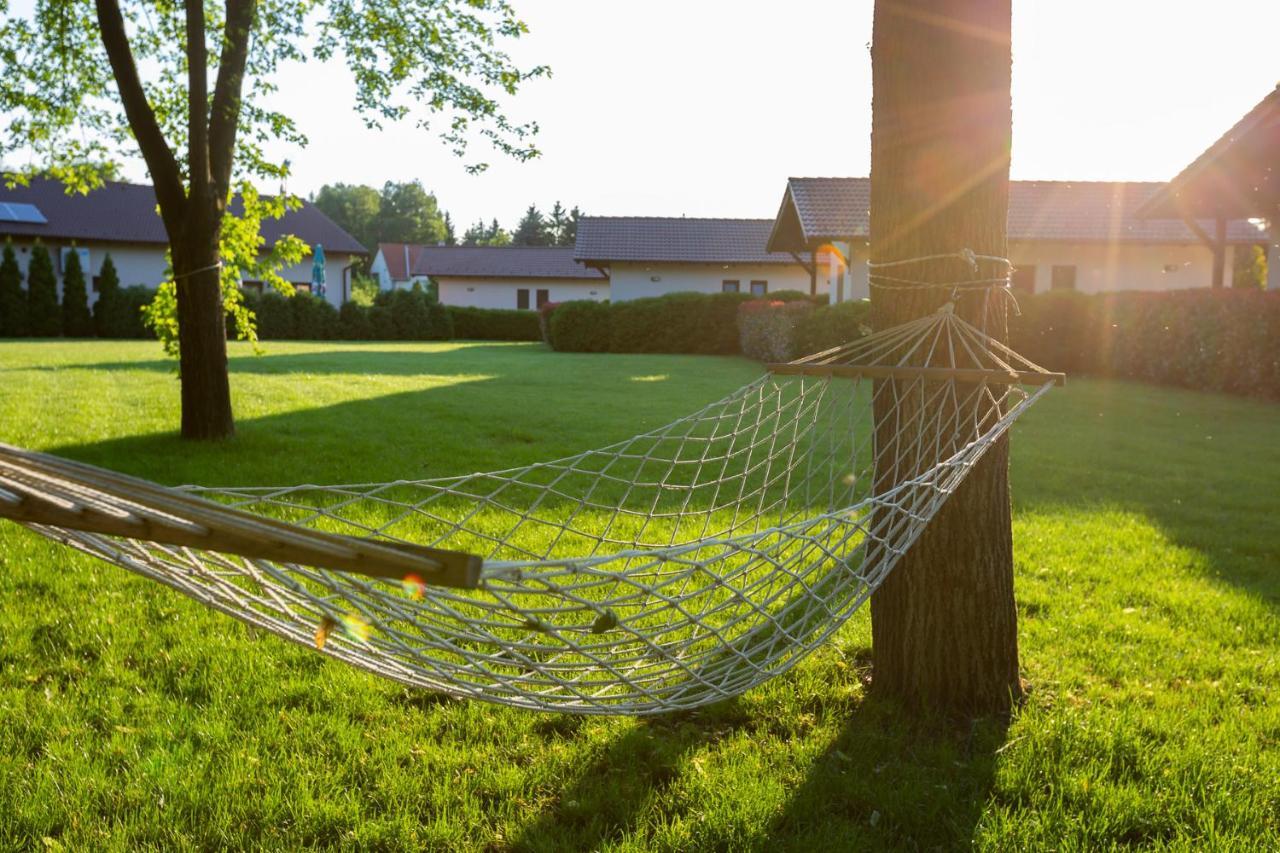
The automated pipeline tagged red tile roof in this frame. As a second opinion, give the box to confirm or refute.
[0,178,366,254]
[574,217,800,265]
[767,177,1265,253]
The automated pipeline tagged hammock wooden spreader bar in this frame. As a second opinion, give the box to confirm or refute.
[0,443,483,589]
[767,362,1066,386]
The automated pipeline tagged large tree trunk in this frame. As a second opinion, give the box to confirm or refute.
[867,0,1020,715]
[172,214,235,441]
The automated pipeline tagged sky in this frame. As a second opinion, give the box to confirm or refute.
[98,1,1280,229]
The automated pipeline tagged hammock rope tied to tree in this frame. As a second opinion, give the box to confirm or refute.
[0,255,1062,715]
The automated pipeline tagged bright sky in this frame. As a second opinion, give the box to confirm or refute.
[127,1,1280,228]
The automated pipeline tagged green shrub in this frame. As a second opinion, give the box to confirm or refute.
[289,293,339,340]
[448,306,542,341]
[0,240,25,337]
[538,301,562,343]
[1009,289,1280,401]
[737,300,814,362]
[60,249,93,337]
[93,254,122,337]
[337,301,373,340]
[113,286,157,338]
[370,287,451,340]
[25,242,60,337]
[608,292,750,355]
[792,299,873,356]
[548,300,612,352]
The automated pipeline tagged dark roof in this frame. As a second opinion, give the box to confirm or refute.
[767,177,1265,253]
[411,245,605,280]
[0,178,366,254]
[1136,85,1280,220]
[574,217,801,265]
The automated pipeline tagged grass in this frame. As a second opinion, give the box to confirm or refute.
[0,339,1277,850]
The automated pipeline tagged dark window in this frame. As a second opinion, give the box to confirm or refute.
[721,280,740,293]
[241,281,264,294]
[517,288,530,310]
[1051,265,1077,291]
[91,276,102,293]
[536,288,550,309]
[1010,265,1036,295]
[750,280,768,296]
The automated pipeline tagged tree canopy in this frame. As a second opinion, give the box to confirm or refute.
[315,181,451,251]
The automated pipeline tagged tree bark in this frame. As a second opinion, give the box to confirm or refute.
[867,0,1020,716]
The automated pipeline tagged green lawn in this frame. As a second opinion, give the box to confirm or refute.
[1,340,1277,851]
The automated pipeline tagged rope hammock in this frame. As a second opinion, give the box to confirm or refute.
[0,267,1061,715]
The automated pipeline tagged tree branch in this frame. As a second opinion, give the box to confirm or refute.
[187,0,211,210]
[208,0,257,200]
[93,0,185,226]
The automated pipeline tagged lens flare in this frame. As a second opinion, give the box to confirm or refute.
[402,573,427,600]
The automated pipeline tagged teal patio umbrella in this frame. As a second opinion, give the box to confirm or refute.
[310,243,326,300]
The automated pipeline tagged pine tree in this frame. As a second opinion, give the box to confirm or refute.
[443,212,457,246]
[548,201,568,245]
[61,247,93,337]
[512,205,551,246]
[93,253,123,338]
[563,206,584,247]
[26,242,60,337]
[0,240,25,337]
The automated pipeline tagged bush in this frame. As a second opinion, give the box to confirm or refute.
[792,300,873,356]
[60,249,93,337]
[607,292,751,355]
[538,301,561,343]
[548,300,612,352]
[737,300,814,362]
[93,254,122,337]
[290,292,339,340]
[336,301,372,340]
[113,286,157,338]
[448,306,542,341]
[0,240,25,337]
[1009,289,1280,401]
[368,287,452,341]
[26,242,60,337]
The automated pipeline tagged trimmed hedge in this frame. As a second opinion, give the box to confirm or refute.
[447,305,542,341]
[547,292,751,355]
[792,300,873,356]
[1010,289,1280,401]
[737,300,814,362]
[548,300,612,352]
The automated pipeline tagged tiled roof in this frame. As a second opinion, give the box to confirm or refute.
[574,217,801,265]
[411,245,605,280]
[1136,84,1280,219]
[768,177,1264,253]
[0,178,366,254]
[377,242,426,281]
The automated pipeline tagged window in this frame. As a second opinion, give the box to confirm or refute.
[92,276,102,293]
[1010,265,1036,295]
[721,280,740,293]
[241,281,264,294]
[750,280,768,296]
[1051,265,1077,291]
[294,282,312,295]
[536,288,550,309]
[517,288,530,310]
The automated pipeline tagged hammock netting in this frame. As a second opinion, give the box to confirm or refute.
[0,305,1058,715]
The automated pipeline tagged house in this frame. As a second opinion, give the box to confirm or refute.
[411,245,607,309]
[0,178,366,307]
[369,242,427,291]
[767,177,1267,301]
[573,217,818,300]
[1136,84,1280,291]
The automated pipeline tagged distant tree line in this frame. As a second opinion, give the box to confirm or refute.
[313,180,583,253]
[0,239,150,338]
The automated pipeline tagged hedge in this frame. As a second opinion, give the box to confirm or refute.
[1010,288,1280,401]
[548,300,612,352]
[447,305,542,341]
[737,299,873,362]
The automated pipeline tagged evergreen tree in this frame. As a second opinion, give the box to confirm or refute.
[93,253,123,337]
[548,201,568,246]
[562,206,584,247]
[0,240,25,337]
[486,218,513,246]
[512,204,551,246]
[443,212,457,246]
[26,242,60,337]
[61,247,93,336]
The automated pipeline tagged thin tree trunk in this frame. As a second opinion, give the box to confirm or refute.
[172,218,234,441]
[867,0,1020,716]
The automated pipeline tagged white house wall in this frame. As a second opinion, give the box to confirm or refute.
[1009,241,1237,293]
[436,277,607,309]
[609,262,814,302]
[3,238,354,307]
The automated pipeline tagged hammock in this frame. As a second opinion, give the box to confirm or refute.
[0,300,1060,716]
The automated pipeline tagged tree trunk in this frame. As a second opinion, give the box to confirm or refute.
[172,215,235,441]
[867,0,1020,716]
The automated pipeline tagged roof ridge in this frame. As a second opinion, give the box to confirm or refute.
[580,215,777,223]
